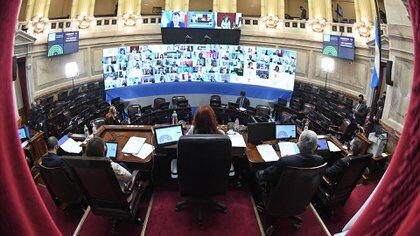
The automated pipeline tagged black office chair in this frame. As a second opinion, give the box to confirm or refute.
[172,96,187,107]
[260,163,327,235]
[255,105,271,122]
[210,95,222,107]
[176,135,232,225]
[153,97,166,109]
[37,163,84,213]
[62,156,145,233]
[127,104,141,120]
[316,154,372,211]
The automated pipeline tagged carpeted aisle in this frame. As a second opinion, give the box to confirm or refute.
[37,185,84,236]
[145,185,262,236]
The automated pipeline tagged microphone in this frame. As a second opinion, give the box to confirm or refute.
[185,35,192,43]
[203,34,211,43]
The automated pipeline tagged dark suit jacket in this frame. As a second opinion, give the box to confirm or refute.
[256,153,325,186]
[325,155,354,182]
[105,116,121,125]
[166,21,185,28]
[236,96,250,108]
[353,102,367,124]
[42,152,65,168]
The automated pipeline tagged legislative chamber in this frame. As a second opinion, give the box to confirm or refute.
[1,0,419,235]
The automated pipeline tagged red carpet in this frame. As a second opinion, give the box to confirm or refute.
[37,185,84,236]
[258,207,325,236]
[324,181,378,234]
[145,185,261,235]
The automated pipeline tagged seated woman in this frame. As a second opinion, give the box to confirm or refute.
[186,105,225,135]
[105,106,121,125]
[85,137,132,189]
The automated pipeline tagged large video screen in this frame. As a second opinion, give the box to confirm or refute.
[322,34,355,60]
[47,31,79,57]
[161,11,242,30]
[103,44,297,91]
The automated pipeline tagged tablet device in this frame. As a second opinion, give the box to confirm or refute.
[154,124,184,147]
[18,128,27,140]
[317,138,329,152]
[105,142,118,159]
[276,124,297,140]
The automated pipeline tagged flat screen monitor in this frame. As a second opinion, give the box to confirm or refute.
[18,127,28,140]
[47,31,79,57]
[160,11,242,30]
[105,142,118,159]
[248,122,276,144]
[154,124,184,147]
[276,124,297,140]
[317,138,329,151]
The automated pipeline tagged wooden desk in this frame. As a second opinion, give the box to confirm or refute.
[95,125,154,167]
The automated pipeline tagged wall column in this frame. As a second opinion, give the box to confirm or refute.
[261,0,285,19]
[25,0,50,20]
[119,0,141,16]
[354,0,374,24]
[165,0,189,11]
[71,0,95,18]
[308,0,328,20]
[213,0,236,12]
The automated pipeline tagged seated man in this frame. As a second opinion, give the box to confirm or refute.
[41,136,65,167]
[236,91,250,108]
[325,138,362,182]
[85,137,132,189]
[255,130,325,197]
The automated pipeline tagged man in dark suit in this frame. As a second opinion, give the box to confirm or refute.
[41,136,65,167]
[325,138,362,182]
[166,11,185,28]
[352,94,368,125]
[236,91,250,108]
[300,6,307,20]
[255,130,325,197]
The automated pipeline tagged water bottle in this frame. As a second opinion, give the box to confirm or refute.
[172,110,178,124]
[92,125,97,134]
[304,119,309,131]
[84,125,90,139]
[234,118,240,132]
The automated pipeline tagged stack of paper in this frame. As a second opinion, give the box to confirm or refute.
[228,134,246,147]
[327,141,341,152]
[257,144,279,162]
[60,137,83,154]
[134,143,155,159]
[278,142,300,157]
[122,137,146,154]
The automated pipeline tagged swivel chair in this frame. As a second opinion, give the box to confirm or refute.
[176,135,232,225]
[62,156,145,233]
[260,163,327,235]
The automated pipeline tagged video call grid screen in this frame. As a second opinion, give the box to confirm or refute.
[103,44,297,91]
[161,11,242,30]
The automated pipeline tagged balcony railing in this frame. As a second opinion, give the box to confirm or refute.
[18,15,387,45]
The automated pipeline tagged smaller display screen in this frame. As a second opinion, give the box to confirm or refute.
[322,34,355,60]
[18,128,27,140]
[276,125,297,140]
[161,11,242,30]
[155,125,184,146]
[47,31,79,57]
[106,142,118,158]
[317,139,329,151]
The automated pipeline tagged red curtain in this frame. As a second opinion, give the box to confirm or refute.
[0,1,61,235]
[348,0,420,235]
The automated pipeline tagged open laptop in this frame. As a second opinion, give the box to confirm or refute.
[276,124,297,140]
[154,124,184,148]
[247,122,276,144]
[18,126,30,142]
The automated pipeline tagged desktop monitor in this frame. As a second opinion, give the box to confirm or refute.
[154,124,184,147]
[317,138,329,152]
[247,122,276,144]
[276,124,297,140]
[105,142,118,159]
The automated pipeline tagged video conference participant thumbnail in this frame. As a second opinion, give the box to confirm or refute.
[163,11,186,28]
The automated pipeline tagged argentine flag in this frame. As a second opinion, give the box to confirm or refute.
[370,18,381,88]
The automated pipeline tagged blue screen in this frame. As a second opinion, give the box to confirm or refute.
[18,128,27,139]
[106,143,118,158]
[47,31,79,57]
[317,139,329,151]
[276,125,297,139]
[323,34,355,60]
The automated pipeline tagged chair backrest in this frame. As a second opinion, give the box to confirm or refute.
[256,105,271,117]
[177,135,232,197]
[90,118,106,131]
[333,154,372,198]
[154,97,166,108]
[38,163,83,205]
[172,96,186,106]
[302,103,316,114]
[62,156,130,217]
[265,163,327,216]
[210,95,221,107]
[127,104,141,117]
